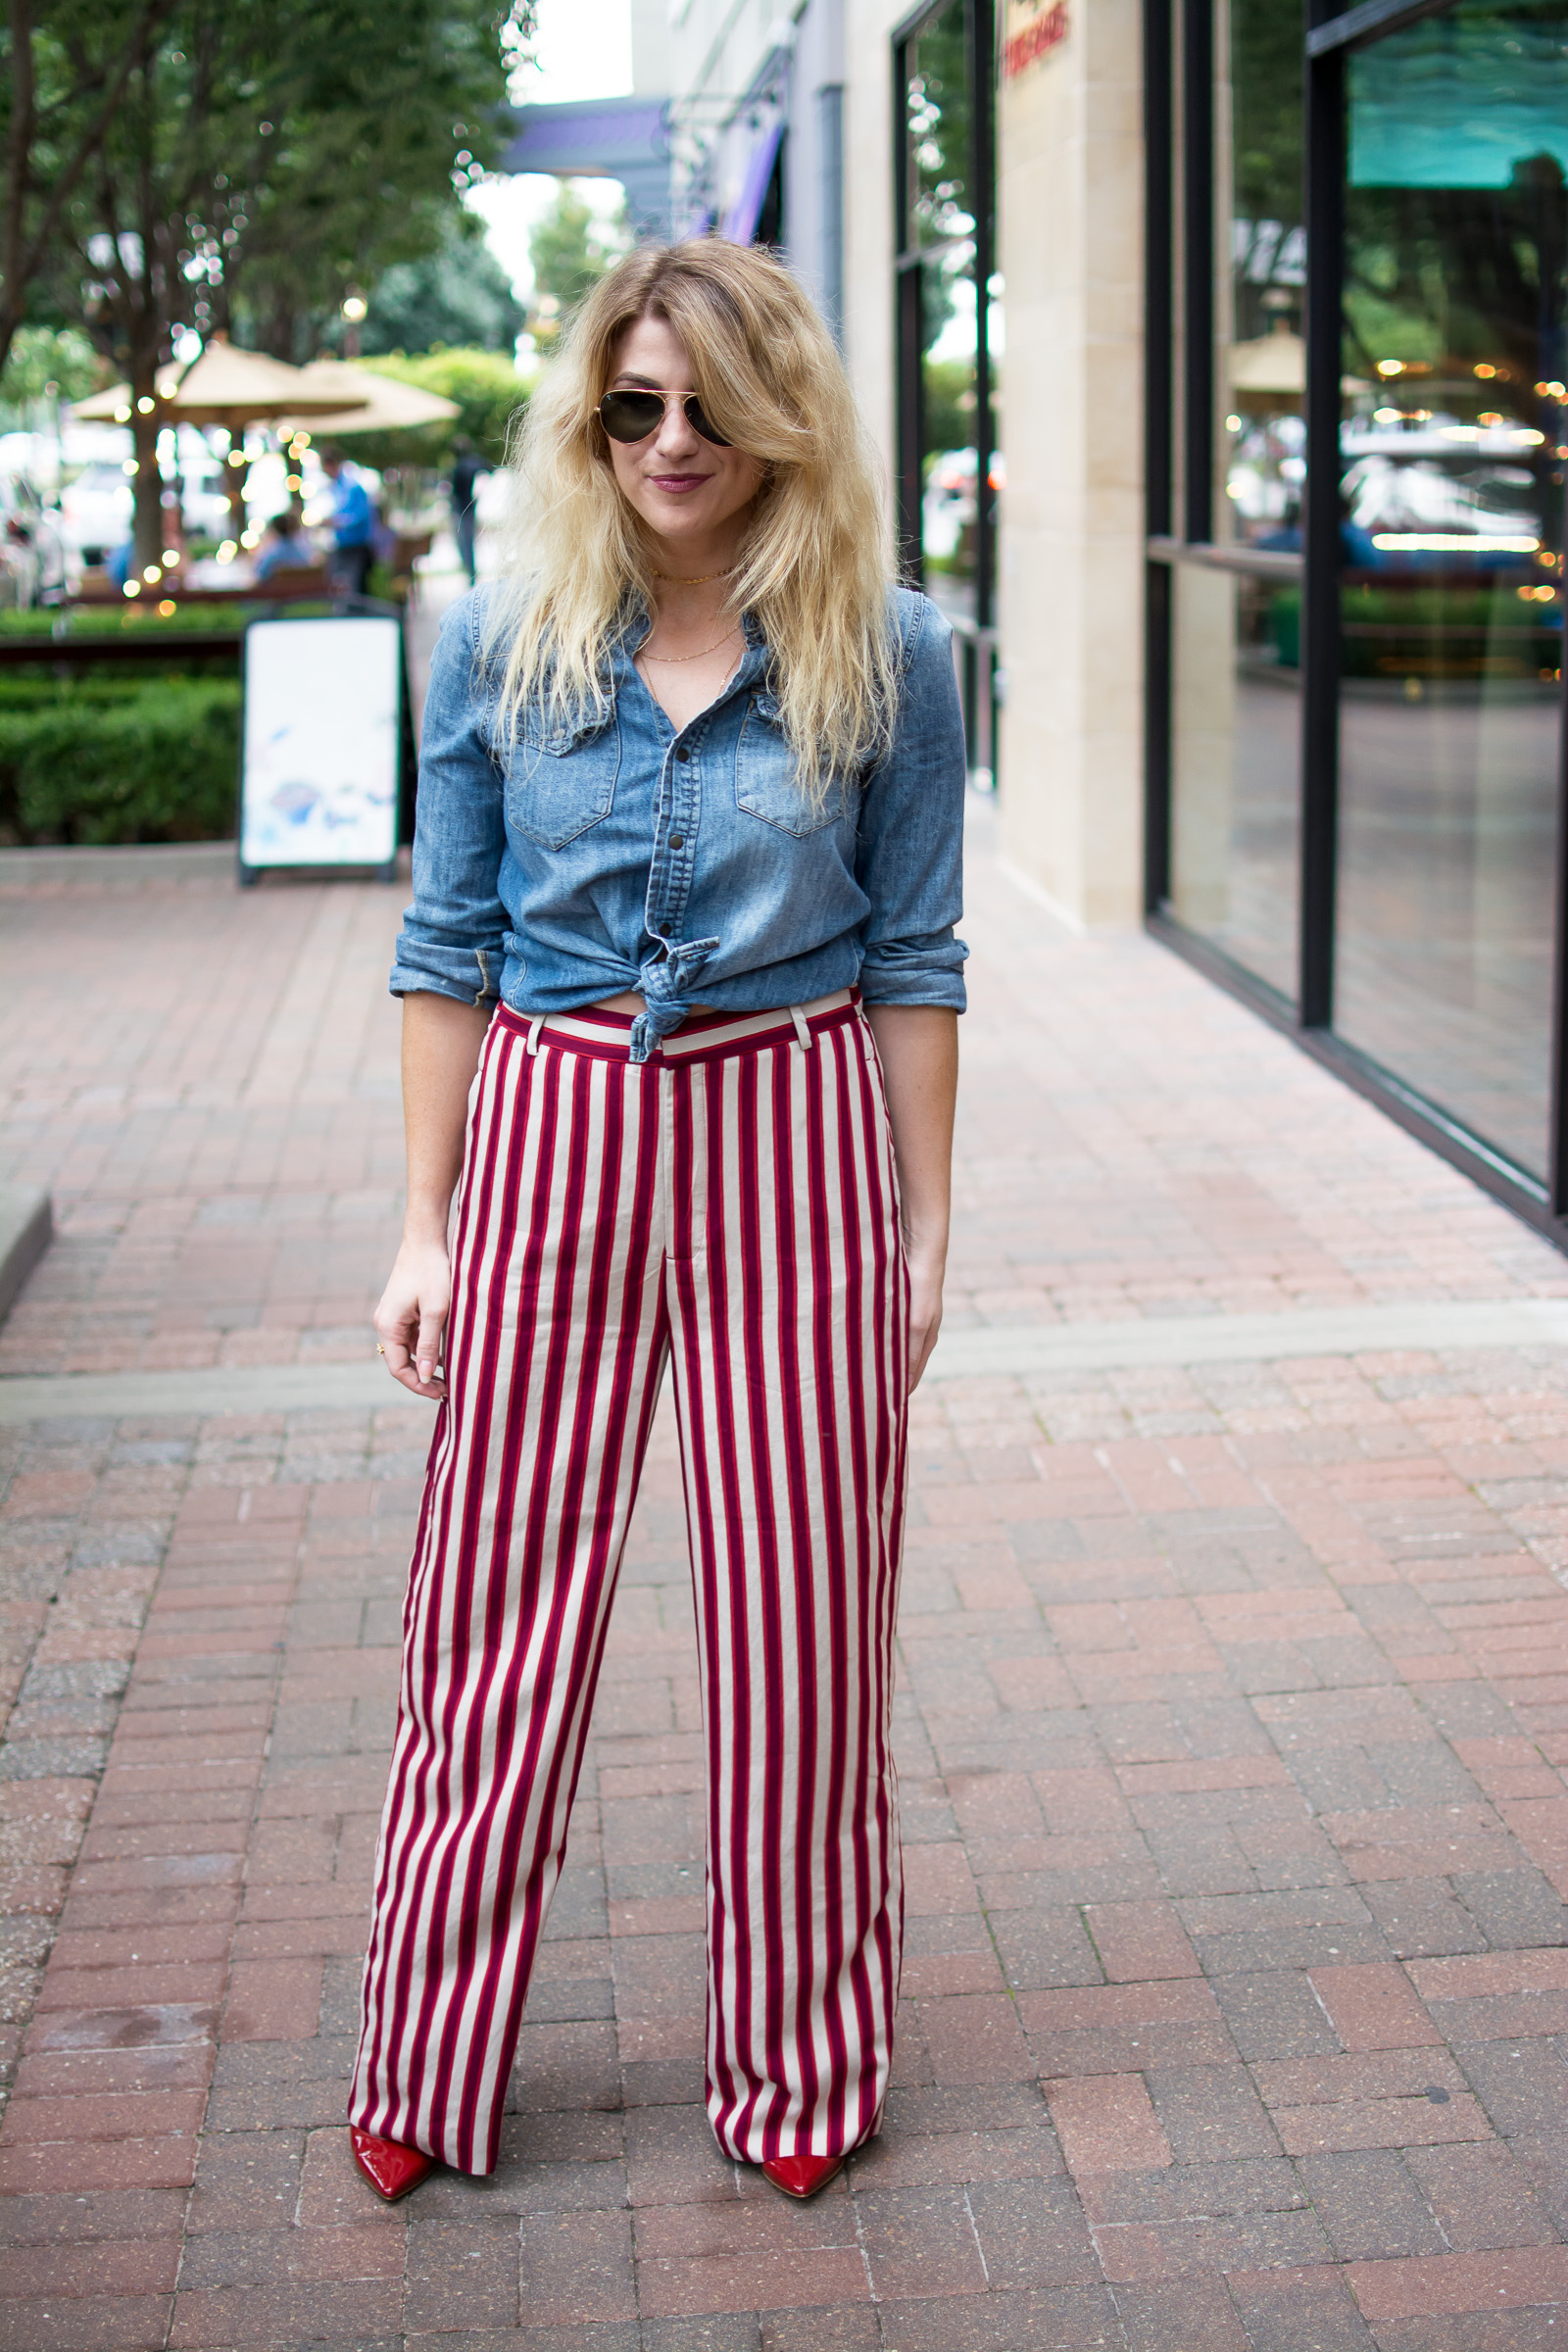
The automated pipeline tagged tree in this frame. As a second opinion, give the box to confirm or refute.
[1231,0,1304,346]
[39,0,526,563]
[527,182,626,343]
[0,0,179,385]
[0,321,102,413]
[221,4,530,365]
[358,217,524,358]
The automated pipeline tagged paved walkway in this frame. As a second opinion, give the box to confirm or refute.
[5,806,1568,2349]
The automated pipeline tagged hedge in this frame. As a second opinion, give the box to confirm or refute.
[0,606,247,641]
[0,678,241,845]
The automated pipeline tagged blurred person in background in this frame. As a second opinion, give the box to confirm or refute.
[320,446,374,595]
[348,241,966,2211]
[253,509,313,581]
[449,434,487,585]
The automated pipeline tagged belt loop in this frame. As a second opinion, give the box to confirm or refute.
[525,1015,545,1056]
[790,1004,813,1053]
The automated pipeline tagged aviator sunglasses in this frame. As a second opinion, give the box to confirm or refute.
[597,386,731,448]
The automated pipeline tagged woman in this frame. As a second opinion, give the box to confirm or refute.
[348,239,966,2207]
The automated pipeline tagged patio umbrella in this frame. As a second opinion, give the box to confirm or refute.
[275,361,461,437]
[73,337,371,528]
[72,367,182,419]
[1229,322,1305,401]
[169,341,372,526]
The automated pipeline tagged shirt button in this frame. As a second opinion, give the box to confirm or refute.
[676,747,690,762]
[668,833,685,850]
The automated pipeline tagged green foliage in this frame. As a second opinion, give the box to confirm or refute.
[1231,0,1303,237]
[0,675,240,843]
[0,604,245,636]
[901,6,973,359]
[0,0,175,376]
[0,324,104,411]
[1343,263,1445,377]
[359,217,524,358]
[19,0,525,557]
[922,357,974,459]
[527,184,627,336]
[220,1,530,361]
[347,347,530,469]
[905,1,971,246]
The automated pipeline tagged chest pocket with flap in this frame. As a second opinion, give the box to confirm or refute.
[507,705,621,850]
[734,687,852,838]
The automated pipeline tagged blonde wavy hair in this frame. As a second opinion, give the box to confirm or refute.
[483,240,899,793]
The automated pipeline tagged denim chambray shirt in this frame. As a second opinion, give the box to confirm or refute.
[390,582,967,1063]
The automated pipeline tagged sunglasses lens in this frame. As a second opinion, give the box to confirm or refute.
[685,398,730,448]
[599,392,664,443]
[599,390,734,448]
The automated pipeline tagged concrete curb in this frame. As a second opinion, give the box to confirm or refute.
[0,1188,51,1326]
[0,842,237,885]
[6,1296,1568,1423]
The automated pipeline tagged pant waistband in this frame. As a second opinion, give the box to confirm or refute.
[498,988,859,1064]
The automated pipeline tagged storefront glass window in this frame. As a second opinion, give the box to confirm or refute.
[899,0,992,628]
[895,0,997,789]
[1226,2,1306,552]
[1333,0,1567,1180]
[1170,564,1304,999]
[1166,0,1304,1000]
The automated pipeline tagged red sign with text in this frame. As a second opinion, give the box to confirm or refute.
[1004,0,1068,78]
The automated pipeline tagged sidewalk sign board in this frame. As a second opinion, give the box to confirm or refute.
[237,605,405,886]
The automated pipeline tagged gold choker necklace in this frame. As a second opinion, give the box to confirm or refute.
[652,565,735,585]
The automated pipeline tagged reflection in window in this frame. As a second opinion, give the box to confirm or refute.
[895,0,997,780]
[1334,0,1567,1181]
[906,9,970,247]
[1170,566,1302,1001]
[900,0,994,626]
[1166,0,1302,998]
[1226,0,1306,551]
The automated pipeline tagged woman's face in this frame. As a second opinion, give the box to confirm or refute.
[603,314,764,549]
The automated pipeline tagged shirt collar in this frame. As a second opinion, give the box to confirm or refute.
[610,598,769,704]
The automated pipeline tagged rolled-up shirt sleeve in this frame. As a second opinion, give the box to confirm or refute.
[389,595,509,1005]
[855,594,969,1011]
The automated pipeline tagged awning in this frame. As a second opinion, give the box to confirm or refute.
[498,97,672,237]
[720,115,785,245]
[500,96,668,176]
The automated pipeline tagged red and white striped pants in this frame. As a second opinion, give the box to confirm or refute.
[350,990,908,2176]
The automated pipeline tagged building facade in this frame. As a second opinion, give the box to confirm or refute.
[650,0,1568,1246]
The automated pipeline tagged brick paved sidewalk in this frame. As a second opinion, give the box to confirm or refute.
[5,809,1568,2349]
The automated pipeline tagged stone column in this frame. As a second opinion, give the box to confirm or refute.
[997,0,1145,928]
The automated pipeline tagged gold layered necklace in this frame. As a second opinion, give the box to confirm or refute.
[640,624,743,665]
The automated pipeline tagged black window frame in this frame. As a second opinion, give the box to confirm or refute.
[893,0,1000,788]
[1144,0,1568,1246]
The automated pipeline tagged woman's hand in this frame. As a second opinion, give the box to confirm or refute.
[374,1237,453,1398]
[906,1246,946,1395]
[863,1004,958,1399]
[374,991,494,1401]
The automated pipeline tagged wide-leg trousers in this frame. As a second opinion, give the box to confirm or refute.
[349,990,909,2176]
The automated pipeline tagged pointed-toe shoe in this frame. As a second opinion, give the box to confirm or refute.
[350,2127,435,2202]
[761,2151,848,2200]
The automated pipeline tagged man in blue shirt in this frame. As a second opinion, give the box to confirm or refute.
[320,448,374,597]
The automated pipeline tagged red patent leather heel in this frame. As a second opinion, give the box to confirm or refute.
[761,2151,848,2200]
[350,2127,435,2202]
